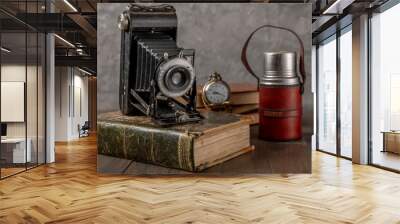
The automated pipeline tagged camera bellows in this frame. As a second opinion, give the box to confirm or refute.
[134,36,195,95]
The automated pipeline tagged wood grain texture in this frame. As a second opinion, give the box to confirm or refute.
[1,135,400,223]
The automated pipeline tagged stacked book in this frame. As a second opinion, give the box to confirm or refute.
[97,111,253,172]
[197,83,259,125]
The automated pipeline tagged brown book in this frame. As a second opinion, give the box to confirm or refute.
[229,91,259,105]
[231,104,258,114]
[228,83,258,93]
[97,111,253,172]
[197,83,259,108]
[240,112,259,125]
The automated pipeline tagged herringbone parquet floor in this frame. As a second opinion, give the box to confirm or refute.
[1,135,400,224]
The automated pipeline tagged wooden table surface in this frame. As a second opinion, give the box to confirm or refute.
[97,125,311,175]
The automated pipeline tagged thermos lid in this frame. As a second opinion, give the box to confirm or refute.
[261,51,300,86]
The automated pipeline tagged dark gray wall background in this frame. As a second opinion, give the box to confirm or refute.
[97,3,313,134]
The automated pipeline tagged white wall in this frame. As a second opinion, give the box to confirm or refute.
[1,82,25,122]
[55,67,89,141]
[1,63,46,164]
[55,67,70,141]
[1,65,40,138]
[1,66,26,137]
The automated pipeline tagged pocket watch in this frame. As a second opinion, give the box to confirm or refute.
[202,72,231,110]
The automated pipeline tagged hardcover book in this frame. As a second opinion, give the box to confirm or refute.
[97,111,252,172]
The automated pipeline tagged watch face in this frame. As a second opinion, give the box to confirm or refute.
[204,81,230,105]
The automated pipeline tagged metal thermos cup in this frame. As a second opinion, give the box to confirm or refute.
[259,52,302,141]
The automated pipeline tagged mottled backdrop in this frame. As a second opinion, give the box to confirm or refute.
[97,3,313,133]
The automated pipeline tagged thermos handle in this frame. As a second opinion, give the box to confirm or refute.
[241,24,306,94]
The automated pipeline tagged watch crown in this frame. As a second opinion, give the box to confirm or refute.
[209,72,222,81]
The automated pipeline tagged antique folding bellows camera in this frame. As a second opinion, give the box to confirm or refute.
[118,4,202,125]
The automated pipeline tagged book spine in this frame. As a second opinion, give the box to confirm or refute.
[97,121,195,171]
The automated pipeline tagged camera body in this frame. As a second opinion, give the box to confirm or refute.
[119,4,202,125]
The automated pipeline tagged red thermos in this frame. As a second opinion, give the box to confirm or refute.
[259,52,302,141]
[241,25,306,141]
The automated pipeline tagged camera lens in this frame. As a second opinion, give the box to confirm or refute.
[157,57,195,98]
[165,67,191,92]
[171,72,183,85]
